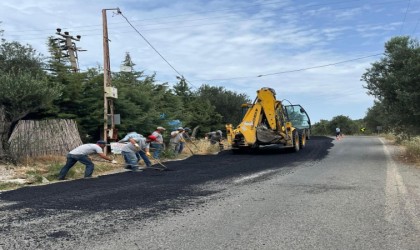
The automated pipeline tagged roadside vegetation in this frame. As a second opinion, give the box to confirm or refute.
[382,134,420,168]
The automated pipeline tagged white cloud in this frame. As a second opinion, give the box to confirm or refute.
[0,0,415,123]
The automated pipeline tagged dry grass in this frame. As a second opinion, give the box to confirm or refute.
[184,139,224,155]
[383,134,420,168]
[401,137,420,168]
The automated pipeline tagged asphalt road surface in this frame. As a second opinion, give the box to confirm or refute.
[0,136,419,250]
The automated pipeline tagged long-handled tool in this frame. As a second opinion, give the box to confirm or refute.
[93,154,167,171]
[138,148,168,171]
[184,133,199,150]
[183,141,195,155]
[149,155,168,170]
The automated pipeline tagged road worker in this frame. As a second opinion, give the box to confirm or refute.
[206,130,224,150]
[170,127,185,154]
[150,126,165,159]
[58,140,116,180]
[121,135,157,172]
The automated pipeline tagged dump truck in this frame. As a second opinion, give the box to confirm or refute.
[225,87,311,152]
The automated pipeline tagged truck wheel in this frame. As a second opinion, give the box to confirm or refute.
[299,132,306,149]
[292,130,300,152]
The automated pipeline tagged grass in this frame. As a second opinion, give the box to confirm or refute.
[402,137,420,166]
[0,182,23,191]
[382,134,420,168]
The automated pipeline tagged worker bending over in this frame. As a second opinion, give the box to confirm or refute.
[58,140,116,180]
[120,134,157,172]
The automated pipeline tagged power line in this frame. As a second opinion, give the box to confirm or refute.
[399,0,412,34]
[257,53,383,77]
[193,53,383,82]
[118,11,183,76]
[117,9,197,89]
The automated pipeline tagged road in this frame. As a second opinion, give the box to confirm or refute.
[0,136,419,250]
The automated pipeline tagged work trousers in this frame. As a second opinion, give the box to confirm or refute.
[58,154,94,179]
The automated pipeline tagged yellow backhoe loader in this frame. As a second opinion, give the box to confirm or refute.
[225,87,311,153]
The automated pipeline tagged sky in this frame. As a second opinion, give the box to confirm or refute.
[1,0,419,124]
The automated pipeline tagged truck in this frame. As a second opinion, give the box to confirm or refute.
[225,87,311,152]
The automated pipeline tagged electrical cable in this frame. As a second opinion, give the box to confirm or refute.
[117,9,198,89]
[117,10,183,78]
[192,53,383,82]
[399,0,412,34]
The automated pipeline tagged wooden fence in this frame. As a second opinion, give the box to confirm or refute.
[8,119,83,161]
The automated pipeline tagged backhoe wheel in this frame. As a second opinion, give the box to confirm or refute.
[306,129,311,140]
[292,130,300,152]
[299,132,306,149]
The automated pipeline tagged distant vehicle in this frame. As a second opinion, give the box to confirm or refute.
[225,87,311,153]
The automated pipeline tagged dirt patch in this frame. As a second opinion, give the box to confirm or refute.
[0,164,17,181]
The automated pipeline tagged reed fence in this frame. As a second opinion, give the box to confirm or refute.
[8,119,83,161]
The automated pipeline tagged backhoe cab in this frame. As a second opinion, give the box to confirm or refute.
[225,87,310,153]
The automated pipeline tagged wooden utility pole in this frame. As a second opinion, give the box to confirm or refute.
[102,8,120,153]
[55,28,83,72]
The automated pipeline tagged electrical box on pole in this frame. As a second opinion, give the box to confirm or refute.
[105,87,118,99]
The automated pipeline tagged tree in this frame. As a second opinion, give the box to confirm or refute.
[182,98,223,135]
[364,101,388,134]
[173,76,193,102]
[196,84,250,126]
[311,119,330,135]
[362,36,420,135]
[329,115,358,135]
[0,41,61,161]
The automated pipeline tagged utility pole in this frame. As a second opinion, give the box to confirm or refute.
[55,28,84,72]
[102,8,120,153]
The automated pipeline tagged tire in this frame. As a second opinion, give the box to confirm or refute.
[299,131,306,149]
[306,129,311,140]
[292,130,300,152]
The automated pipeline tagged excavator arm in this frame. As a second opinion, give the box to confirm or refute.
[226,88,293,148]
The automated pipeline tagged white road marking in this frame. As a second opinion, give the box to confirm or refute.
[233,169,277,184]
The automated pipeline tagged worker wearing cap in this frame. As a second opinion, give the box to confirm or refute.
[121,135,157,172]
[118,131,143,160]
[58,140,116,180]
[170,127,185,154]
[207,130,224,150]
[150,126,165,159]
